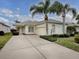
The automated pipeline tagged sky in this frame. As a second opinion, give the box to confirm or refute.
[0,0,79,25]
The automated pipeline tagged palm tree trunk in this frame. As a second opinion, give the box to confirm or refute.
[62,16,65,34]
[45,15,48,35]
[62,10,66,34]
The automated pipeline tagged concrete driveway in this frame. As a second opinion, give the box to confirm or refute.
[0,35,79,59]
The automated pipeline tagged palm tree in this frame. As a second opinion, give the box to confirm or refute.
[76,15,79,24]
[51,1,77,34]
[30,0,54,35]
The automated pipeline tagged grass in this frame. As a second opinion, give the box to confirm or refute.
[56,37,79,52]
[40,35,79,52]
[0,33,12,49]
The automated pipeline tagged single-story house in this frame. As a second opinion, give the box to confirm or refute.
[0,22,10,33]
[16,19,68,35]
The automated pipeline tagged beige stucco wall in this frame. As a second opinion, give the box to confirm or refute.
[48,23,53,35]
[35,23,67,35]
[48,23,67,35]
[48,23,63,35]
[54,24,63,34]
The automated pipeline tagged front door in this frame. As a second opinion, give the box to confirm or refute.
[28,26,34,34]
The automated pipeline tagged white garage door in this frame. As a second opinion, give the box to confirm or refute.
[36,27,46,35]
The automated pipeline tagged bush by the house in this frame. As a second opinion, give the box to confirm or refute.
[51,34,70,38]
[75,32,79,34]
[0,31,4,36]
[10,29,19,35]
[40,36,57,42]
[74,35,79,43]
[70,34,75,36]
[51,34,59,37]
[67,26,76,35]
[59,34,70,38]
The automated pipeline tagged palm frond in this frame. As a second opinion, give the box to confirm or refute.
[31,10,38,17]
[64,4,70,13]
[44,0,50,13]
[48,6,55,14]
[51,1,63,15]
[69,8,77,18]
[71,8,77,18]
[64,4,70,9]
[31,6,44,17]
[30,5,36,12]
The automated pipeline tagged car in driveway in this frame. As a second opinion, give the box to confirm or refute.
[11,29,19,35]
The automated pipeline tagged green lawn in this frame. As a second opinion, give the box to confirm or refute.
[56,37,79,52]
[0,33,12,49]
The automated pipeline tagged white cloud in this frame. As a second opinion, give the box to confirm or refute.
[0,8,18,26]
[9,15,14,18]
[0,17,16,26]
[0,17,9,22]
[15,15,42,22]
[18,15,33,22]
[0,8,13,17]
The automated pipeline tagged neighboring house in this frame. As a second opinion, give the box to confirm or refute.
[0,22,10,33]
[16,19,68,35]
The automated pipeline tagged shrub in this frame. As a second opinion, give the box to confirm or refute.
[59,34,64,37]
[64,34,70,37]
[75,32,79,34]
[51,34,59,37]
[74,35,79,43]
[54,34,70,38]
[40,36,57,42]
[40,36,49,40]
[67,26,76,35]
[50,34,69,38]
[70,34,75,36]
[0,31,4,36]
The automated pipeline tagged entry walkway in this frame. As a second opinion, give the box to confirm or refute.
[0,35,79,59]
